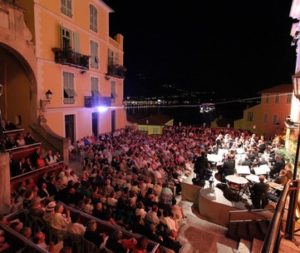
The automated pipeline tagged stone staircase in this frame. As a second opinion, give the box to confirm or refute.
[225,219,270,253]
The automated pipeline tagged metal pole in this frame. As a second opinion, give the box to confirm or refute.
[293,130,300,181]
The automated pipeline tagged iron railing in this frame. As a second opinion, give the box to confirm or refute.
[52,48,89,70]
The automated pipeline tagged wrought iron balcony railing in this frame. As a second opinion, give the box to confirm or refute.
[106,64,126,79]
[84,95,111,108]
[52,48,89,70]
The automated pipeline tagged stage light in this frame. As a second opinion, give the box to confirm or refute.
[96,106,108,113]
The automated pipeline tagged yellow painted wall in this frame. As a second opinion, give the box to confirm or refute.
[234,93,291,138]
[17,0,126,139]
[46,111,64,136]
[259,93,291,137]
[138,125,166,135]
[17,0,35,43]
[165,119,174,126]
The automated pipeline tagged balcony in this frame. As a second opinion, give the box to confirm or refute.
[106,64,126,79]
[84,95,111,108]
[52,48,89,70]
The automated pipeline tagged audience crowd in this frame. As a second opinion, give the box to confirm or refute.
[1,125,292,253]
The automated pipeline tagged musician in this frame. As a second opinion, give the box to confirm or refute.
[269,155,285,178]
[219,152,236,182]
[250,175,269,209]
[194,151,210,180]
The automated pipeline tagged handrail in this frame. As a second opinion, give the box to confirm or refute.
[229,208,274,222]
[0,223,49,253]
[261,179,291,253]
[6,142,41,152]
[3,128,24,135]
[60,202,160,253]
[10,161,64,181]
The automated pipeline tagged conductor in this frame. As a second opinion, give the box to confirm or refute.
[250,175,269,209]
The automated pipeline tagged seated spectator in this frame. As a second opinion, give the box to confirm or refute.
[5,120,17,130]
[45,150,58,165]
[135,201,147,219]
[82,197,94,214]
[43,201,56,224]
[106,231,128,253]
[22,227,33,240]
[0,230,10,252]
[16,133,26,147]
[50,203,71,231]
[159,184,173,209]
[92,202,105,220]
[67,213,86,236]
[24,132,35,145]
[163,230,182,253]
[133,236,149,253]
[36,154,46,168]
[33,231,49,251]
[10,220,24,233]
[59,246,72,253]
[146,205,160,225]
[84,220,106,247]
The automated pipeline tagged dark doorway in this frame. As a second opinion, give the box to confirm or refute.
[92,112,98,137]
[111,110,116,132]
[65,114,75,144]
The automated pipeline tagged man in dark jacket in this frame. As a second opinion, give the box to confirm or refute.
[250,175,269,209]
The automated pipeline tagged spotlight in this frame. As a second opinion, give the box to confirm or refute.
[96,106,108,113]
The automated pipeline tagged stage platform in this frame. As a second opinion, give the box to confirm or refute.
[198,187,247,226]
[180,170,248,227]
[181,171,202,205]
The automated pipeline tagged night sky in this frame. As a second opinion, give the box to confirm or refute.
[104,0,296,100]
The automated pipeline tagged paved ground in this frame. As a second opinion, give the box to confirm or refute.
[176,200,238,253]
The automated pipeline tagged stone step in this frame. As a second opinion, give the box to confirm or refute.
[238,239,252,253]
[216,243,239,253]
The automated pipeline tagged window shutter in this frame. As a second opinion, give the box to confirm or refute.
[67,0,72,13]
[73,32,80,53]
[111,80,116,98]
[61,0,66,13]
[60,25,64,48]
